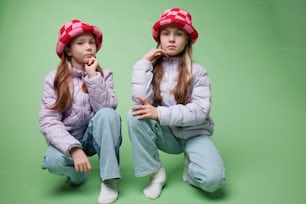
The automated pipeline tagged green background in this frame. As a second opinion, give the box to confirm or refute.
[0,0,305,203]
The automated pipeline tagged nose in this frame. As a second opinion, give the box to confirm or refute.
[169,34,175,43]
[86,42,92,50]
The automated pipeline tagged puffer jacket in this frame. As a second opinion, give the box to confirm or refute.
[39,67,118,155]
[131,57,214,139]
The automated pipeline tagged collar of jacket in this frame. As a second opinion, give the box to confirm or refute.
[70,67,87,79]
[162,56,180,64]
[67,62,87,78]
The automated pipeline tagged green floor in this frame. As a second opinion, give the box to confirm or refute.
[1,0,305,203]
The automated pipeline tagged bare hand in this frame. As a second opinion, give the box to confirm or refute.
[85,57,98,77]
[132,96,158,120]
[143,48,168,62]
[70,148,92,172]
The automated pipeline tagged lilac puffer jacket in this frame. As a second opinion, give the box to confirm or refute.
[39,67,118,155]
[131,57,214,139]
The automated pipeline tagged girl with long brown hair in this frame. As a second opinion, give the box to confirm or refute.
[39,19,121,204]
[127,8,226,200]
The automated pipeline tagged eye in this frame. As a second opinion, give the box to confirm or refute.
[175,31,184,36]
[76,41,84,45]
[89,40,96,44]
[160,30,169,36]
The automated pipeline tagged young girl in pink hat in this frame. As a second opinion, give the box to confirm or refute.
[39,19,121,204]
[127,8,226,199]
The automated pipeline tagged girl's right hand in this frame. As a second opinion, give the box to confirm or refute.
[70,147,92,172]
[143,48,168,62]
[85,57,99,78]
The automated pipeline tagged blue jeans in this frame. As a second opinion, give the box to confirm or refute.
[127,110,225,193]
[42,108,122,183]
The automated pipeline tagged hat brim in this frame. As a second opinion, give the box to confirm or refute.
[56,26,103,58]
[152,18,198,44]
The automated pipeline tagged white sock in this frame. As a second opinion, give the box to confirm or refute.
[98,179,118,204]
[143,167,166,199]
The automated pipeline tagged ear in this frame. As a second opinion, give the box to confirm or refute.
[65,47,72,56]
[186,37,191,45]
[186,36,191,45]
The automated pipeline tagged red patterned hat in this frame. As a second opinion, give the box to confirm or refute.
[152,8,198,44]
[56,19,103,57]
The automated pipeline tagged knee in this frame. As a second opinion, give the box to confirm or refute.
[42,151,67,173]
[126,110,139,128]
[126,110,142,138]
[188,165,226,193]
[95,108,120,123]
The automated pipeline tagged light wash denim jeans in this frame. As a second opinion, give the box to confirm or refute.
[42,108,122,184]
[127,110,225,193]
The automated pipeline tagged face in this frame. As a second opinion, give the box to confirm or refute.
[66,32,97,69]
[159,24,189,56]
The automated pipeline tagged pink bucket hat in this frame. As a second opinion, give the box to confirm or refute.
[152,8,198,44]
[56,19,103,57]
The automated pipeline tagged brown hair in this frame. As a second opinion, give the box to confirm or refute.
[49,53,103,112]
[152,42,193,105]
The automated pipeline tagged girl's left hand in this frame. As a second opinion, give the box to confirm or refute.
[132,96,158,120]
[85,57,98,77]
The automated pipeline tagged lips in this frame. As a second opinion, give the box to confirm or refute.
[84,54,94,58]
[167,46,176,49]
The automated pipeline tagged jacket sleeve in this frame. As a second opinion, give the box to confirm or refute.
[157,63,212,127]
[39,72,81,155]
[84,69,118,112]
[131,59,154,105]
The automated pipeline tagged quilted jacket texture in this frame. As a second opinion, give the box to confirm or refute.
[39,68,117,155]
[131,57,214,139]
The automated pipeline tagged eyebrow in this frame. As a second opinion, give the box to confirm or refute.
[74,37,95,42]
[161,27,184,32]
